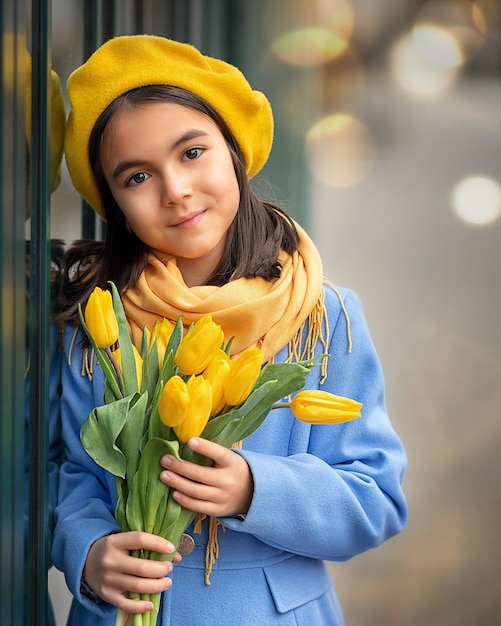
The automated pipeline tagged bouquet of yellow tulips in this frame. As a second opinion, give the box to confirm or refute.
[78,282,362,626]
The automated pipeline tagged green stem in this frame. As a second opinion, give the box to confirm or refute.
[106,346,126,395]
[271,402,290,409]
[127,550,143,619]
[132,612,143,626]
[116,609,135,626]
[142,593,161,626]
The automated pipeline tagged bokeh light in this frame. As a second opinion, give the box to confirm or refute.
[305,114,377,188]
[471,2,488,35]
[389,32,460,99]
[415,0,485,62]
[390,0,489,100]
[471,0,501,41]
[270,27,347,66]
[264,0,355,66]
[412,25,464,68]
[451,175,501,226]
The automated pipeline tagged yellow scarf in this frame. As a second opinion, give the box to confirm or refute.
[122,223,324,362]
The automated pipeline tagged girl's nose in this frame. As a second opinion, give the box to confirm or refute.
[161,168,192,206]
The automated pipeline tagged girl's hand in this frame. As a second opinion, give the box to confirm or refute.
[159,438,254,518]
[83,531,181,613]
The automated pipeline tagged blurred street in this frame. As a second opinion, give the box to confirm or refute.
[315,76,501,625]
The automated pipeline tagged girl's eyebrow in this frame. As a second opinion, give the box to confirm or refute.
[111,128,209,179]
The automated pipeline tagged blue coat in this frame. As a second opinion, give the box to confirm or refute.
[52,285,407,625]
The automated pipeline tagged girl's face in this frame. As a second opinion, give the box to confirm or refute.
[101,102,240,286]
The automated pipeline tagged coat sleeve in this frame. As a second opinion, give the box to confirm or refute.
[222,286,408,561]
[51,325,119,617]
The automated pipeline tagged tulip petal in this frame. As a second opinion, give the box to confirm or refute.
[223,347,264,406]
[175,315,224,375]
[158,375,190,427]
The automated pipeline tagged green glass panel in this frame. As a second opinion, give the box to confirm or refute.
[0,4,28,625]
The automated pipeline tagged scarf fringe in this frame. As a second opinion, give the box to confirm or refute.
[193,514,225,585]
[193,439,242,585]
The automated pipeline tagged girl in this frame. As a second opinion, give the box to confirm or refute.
[53,35,407,625]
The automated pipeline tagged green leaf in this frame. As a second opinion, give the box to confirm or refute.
[104,377,118,405]
[140,327,159,399]
[140,325,150,361]
[143,341,159,397]
[80,400,131,478]
[223,336,235,355]
[109,281,139,395]
[158,349,177,388]
[254,361,311,390]
[125,471,144,532]
[118,391,150,489]
[147,403,169,442]
[164,317,184,359]
[160,497,196,552]
[158,316,184,383]
[114,476,129,530]
[136,438,180,534]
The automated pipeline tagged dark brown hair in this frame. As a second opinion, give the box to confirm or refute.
[59,85,298,324]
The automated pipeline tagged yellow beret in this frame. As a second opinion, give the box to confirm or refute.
[65,35,274,218]
[25,54,66,194]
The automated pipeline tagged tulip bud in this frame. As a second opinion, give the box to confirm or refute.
[203,350,231,415]
[158,375,190,427]
[84,287,119,348]
[175,315,224,375]
[150,318,175,366]
[174,375,213,442]
[223,347,264,407]
[290,390,362,424]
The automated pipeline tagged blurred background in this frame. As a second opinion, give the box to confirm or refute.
[41,0,501,624]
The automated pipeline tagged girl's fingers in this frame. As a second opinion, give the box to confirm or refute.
[108,570,173,597]
[118,553,174,579]
[160,440,234,485]
[186,437,230,463]
[112,530,176,556]
[105,589,158,615]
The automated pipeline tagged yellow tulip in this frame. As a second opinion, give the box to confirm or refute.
[223,347,264,407]
[150,318,175,366]
[84,287,119,348]
[158,375,190,427]
[290,390,362,424]
[174,375,213,442]
[203,350,231,415]
[175,314,224,375]
[113,344,143,389]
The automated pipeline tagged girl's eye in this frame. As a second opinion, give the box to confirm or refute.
[182,147,203,161]
[127,172,150,187]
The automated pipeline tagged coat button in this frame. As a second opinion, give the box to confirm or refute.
[178,533,195,555]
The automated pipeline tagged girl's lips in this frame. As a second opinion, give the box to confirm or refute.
[172,209,206,229]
